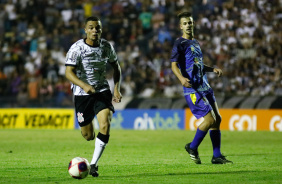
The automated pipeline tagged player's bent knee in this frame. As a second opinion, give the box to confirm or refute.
[81,132,94,141]
[85,135,95,141]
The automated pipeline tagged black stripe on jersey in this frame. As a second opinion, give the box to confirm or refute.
[65,64,76,66]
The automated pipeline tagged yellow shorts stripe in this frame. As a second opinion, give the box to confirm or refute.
[190,93,197,105]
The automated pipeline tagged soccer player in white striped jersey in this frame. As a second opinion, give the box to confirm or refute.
[65,16,122,177]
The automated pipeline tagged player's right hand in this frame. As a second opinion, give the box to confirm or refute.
[181,77,192,88]
[83,84,95,94]
[113,90,122,103]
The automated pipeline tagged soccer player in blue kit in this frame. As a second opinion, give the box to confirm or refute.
[171,12,232,164]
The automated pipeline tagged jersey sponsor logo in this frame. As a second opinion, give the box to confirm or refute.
[229,114,257,131]
[269,115,282,131]
[77,112,84,123]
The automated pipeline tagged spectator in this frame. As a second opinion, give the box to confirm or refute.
[0,0,281,107]
[17,83,29,107]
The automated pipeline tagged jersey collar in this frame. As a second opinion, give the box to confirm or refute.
[84,38,101,48]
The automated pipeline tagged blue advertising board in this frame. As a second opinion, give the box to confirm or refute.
[75,109,185,130]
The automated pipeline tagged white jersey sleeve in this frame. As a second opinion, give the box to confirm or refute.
[65,43,82,66]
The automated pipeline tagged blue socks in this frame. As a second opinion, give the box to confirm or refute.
[190,128,208,150]
[209,130,222,158]
[189,128,222,158]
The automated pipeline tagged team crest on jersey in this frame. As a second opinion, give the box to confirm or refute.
[77,112,84,123]
[191,46,195,52]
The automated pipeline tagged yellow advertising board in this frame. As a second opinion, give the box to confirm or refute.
[1,108,282,131]
[0,108,75,129]
[185,109,282,131]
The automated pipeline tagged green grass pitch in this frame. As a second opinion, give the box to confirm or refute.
[0,129,281,184]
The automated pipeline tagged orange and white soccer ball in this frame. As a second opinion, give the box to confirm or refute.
[68,157,90,179]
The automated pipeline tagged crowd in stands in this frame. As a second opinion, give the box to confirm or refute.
[0,0,281,107]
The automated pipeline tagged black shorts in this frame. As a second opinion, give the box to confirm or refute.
[74,90,115,127]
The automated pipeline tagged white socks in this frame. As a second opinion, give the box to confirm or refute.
[90,138,106,166]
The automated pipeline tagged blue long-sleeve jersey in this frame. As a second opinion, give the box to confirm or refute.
[171,37,211,95]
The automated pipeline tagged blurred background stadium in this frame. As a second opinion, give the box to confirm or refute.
[1,2,281,183]
[0,0,281,109]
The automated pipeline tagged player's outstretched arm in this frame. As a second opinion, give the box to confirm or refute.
[65,66,95,94]
[110,61,122,103]
[171,62,191,88]
[203,64,223,77]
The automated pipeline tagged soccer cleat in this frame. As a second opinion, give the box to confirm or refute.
[89,165,99,177]
[185,143,201,164]
[211,155,233,164]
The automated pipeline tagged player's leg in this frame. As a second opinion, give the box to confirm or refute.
[74,95,95,141]
[89,108,112,177]
[190,111,215,149]
[80,122,95,141]
[207,91,233,164]
[185,111,215,164]
[209,101,222,158]
[90,90,114,177]
[91,108,112,166]
[184,93,215,164]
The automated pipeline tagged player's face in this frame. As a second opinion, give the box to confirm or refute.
[180,17,194,36]
[85,20,102,42]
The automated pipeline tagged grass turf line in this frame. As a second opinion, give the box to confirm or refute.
[0,129,281,184]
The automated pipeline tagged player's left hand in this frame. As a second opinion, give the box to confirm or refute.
[113,90,122,103]
[213,68,223,77]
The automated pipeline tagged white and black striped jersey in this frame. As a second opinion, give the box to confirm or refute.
[65,38,118,96]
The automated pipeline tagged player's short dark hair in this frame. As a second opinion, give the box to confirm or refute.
[177,12,192,20]
[85,16,101,25]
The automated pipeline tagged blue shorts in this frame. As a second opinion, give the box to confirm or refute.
[184,88,216,119]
